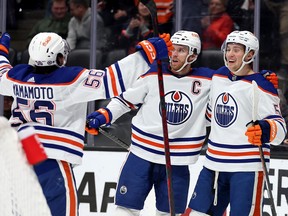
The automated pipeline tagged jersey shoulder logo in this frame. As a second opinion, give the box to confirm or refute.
[162,91,193,125]
[214,92,238,127]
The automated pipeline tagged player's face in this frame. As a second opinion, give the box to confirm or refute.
[170,44,189,71]
[225,43,245,72]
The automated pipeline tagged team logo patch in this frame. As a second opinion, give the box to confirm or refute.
[214,92,237,127]
[120,185,127,194]
[161,91,193,125]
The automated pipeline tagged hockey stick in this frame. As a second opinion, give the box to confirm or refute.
[86,120,130,150]
[139,0,175,215]
[251,80,277,216]
[98,127,130,150]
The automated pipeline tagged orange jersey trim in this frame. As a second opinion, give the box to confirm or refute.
[208,148,270,157]
[38,134,84,149]
[132,133,203,149]
[107,66,119,96]
[62,161,77,216]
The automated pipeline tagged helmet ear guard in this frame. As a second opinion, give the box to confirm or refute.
[28,32,70,67]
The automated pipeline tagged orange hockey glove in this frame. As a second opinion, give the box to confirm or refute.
[85,122,99,135]
[245,120,277,146]
[245,124,263,146]
[260,70,278,89]
[86,108,112,135]
[159,33,173,57]
[136,33,173,64]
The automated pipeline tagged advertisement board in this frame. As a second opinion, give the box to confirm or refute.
[74,151,288,216]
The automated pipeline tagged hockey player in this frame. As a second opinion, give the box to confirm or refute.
[186,31,287,215]
[86,30,280,216]
[86,30,215,216]
[0,31,172,216]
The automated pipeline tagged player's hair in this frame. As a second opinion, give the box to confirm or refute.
[34,65,60,74]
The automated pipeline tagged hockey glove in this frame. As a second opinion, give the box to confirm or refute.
[85,108,112,135]
[245,120,277,146]
[136,33,173,64]
[260,70,278,89]
[0,32,10,58]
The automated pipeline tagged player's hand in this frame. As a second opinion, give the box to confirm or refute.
[86,108,112,135]
[266,73,278,89]
[159,33,173,57]
[245,120,277,146]
[245,124,262,146]
[136,33,173,64]
[85,121,99,135]
[0,32,10,58]
[260,70,278,89]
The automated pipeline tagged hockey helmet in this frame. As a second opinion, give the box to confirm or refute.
[171,30,201,55]
[170,31,201,72]
[28,32,70,67]
[222,30,259,72]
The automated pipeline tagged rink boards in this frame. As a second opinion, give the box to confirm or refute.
[74,150,288,216]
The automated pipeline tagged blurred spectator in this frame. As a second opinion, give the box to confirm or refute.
[173,0,207,36]
[225,0,250,30]
[26,0,70,46]
[97,0,136,50]
[155,0,174,34]
[118,2,154,55]
[233,0,254,31]
[98,0,136,27]
[66,0,108,50]
[201,0,234,50]
[264,0,288,94]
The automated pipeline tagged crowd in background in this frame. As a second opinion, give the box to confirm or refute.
[5,0,286,72]
[4,0,288,145]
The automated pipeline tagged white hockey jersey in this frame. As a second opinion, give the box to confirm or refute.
[107,62,214,165]
[204,66,287,172]
[0,52,150,164]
